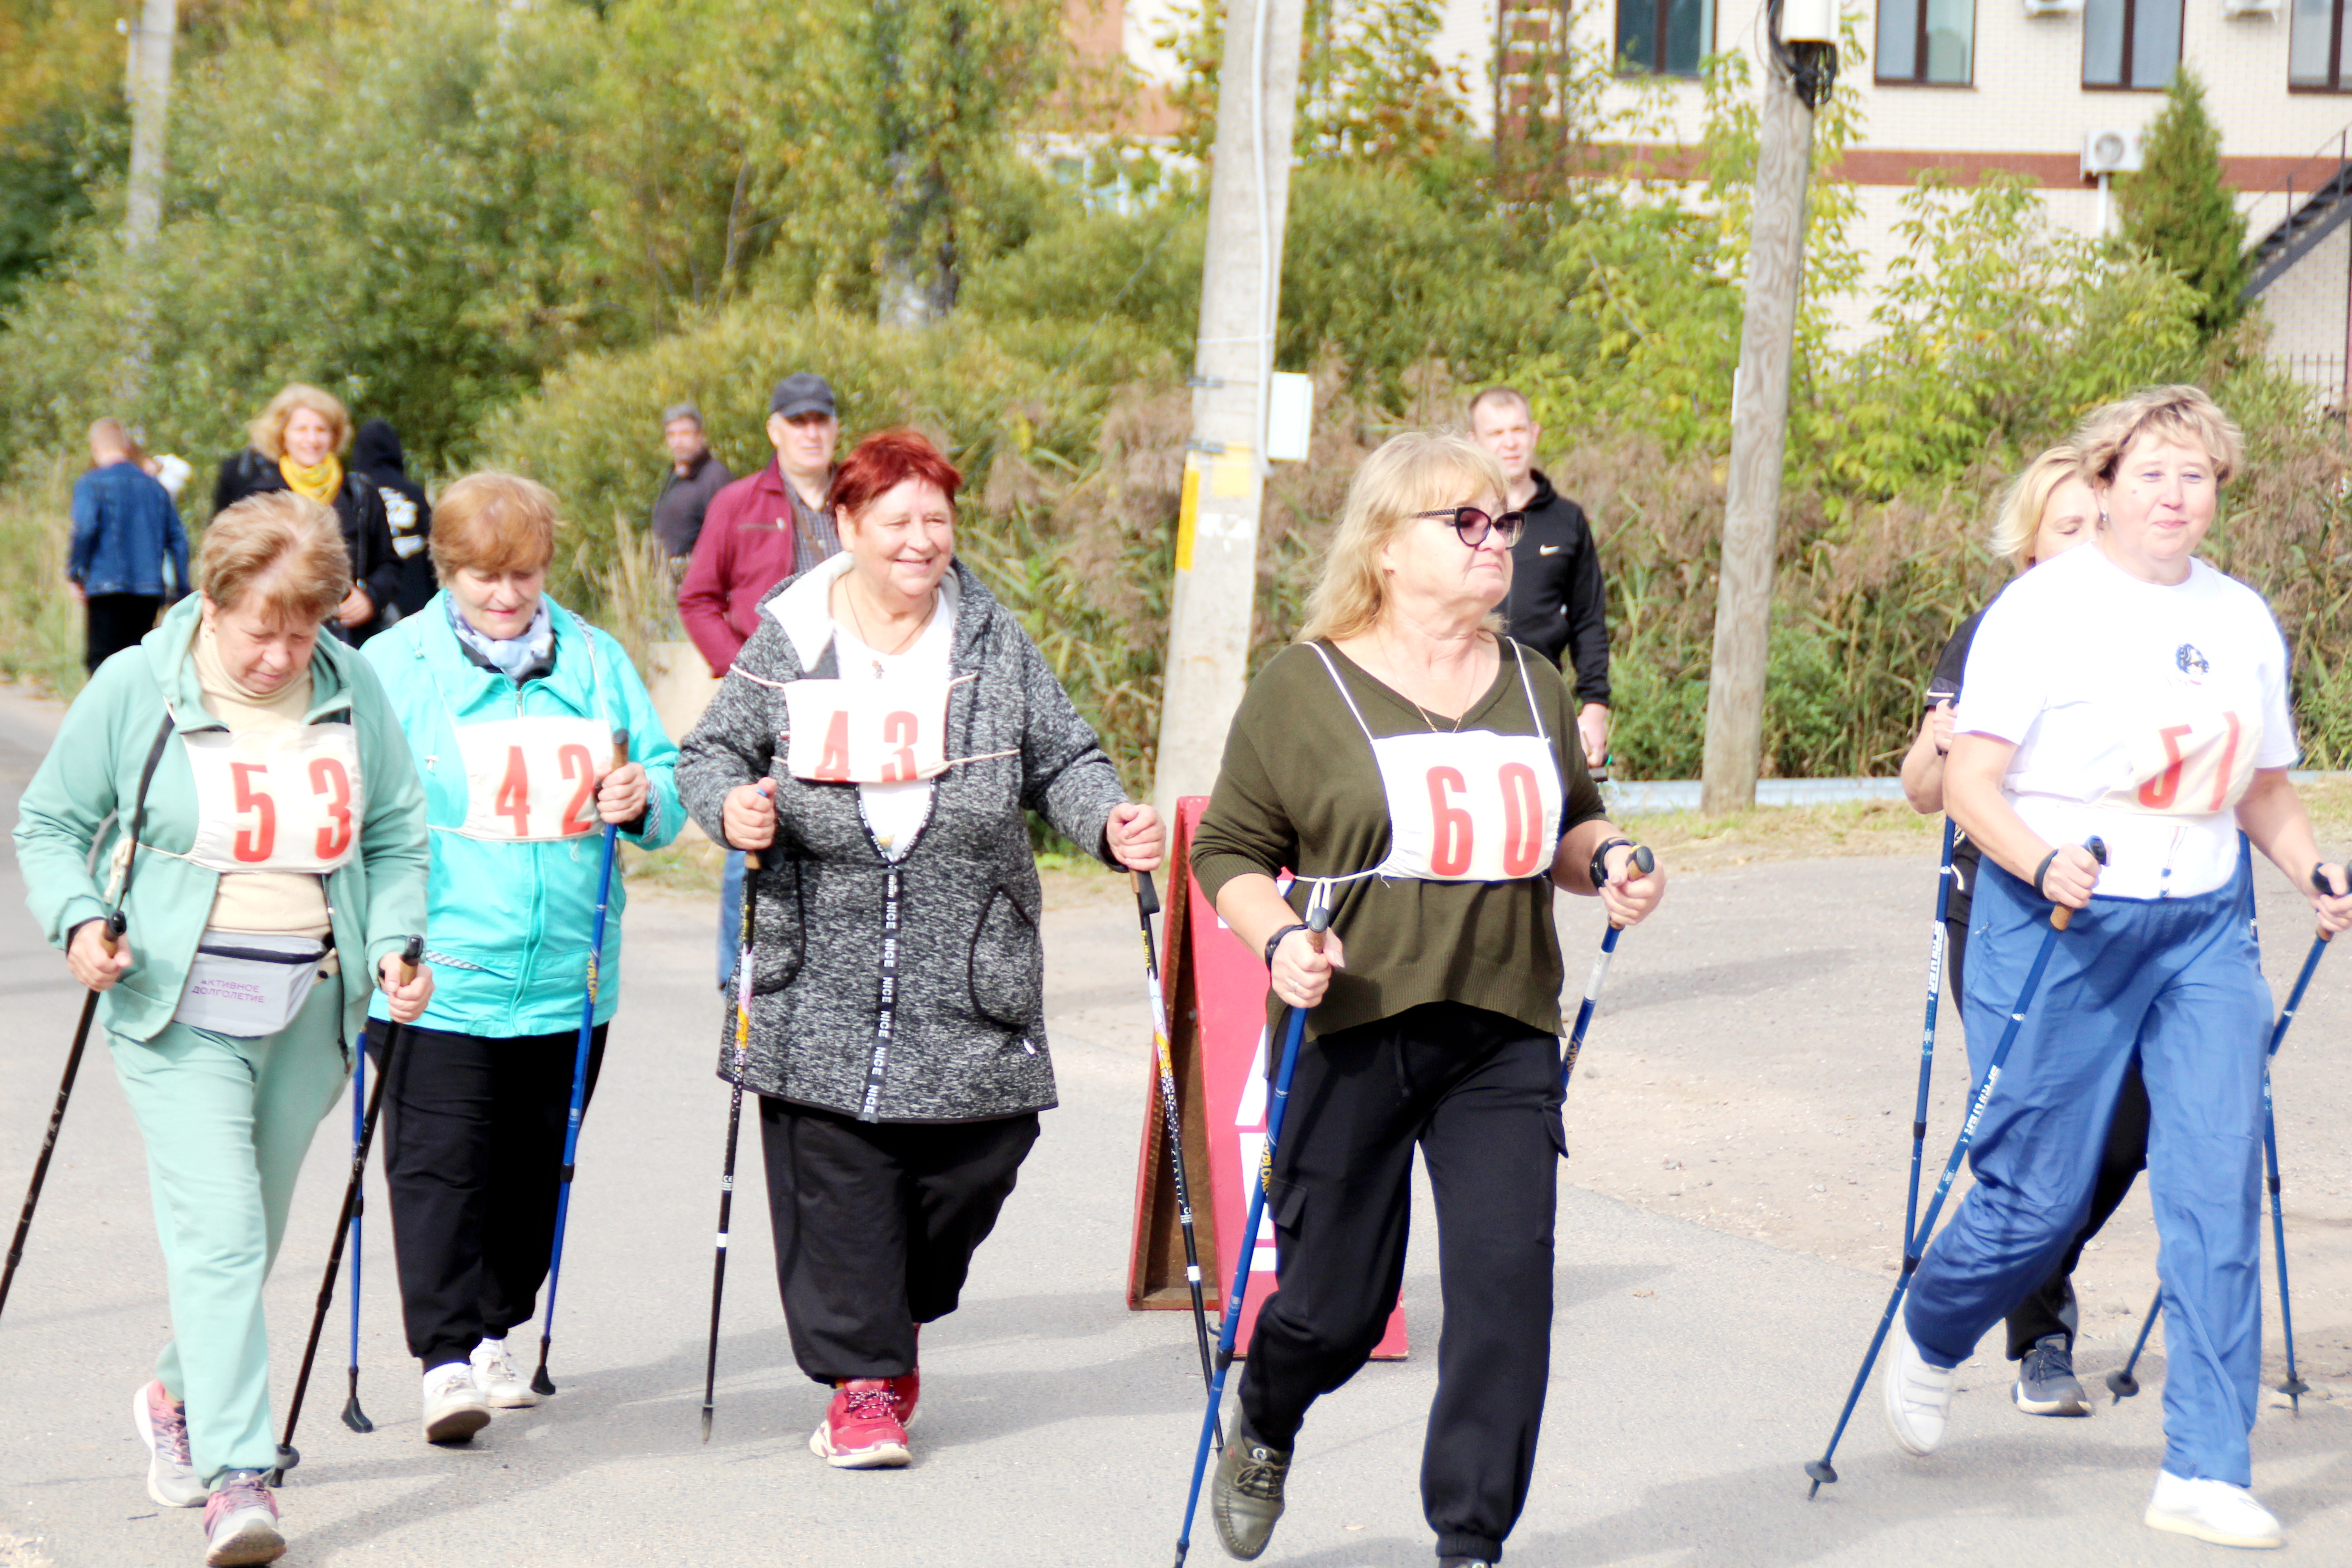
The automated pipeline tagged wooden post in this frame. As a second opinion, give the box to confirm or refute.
[123,0,178,253]
[1698,20,1832,816]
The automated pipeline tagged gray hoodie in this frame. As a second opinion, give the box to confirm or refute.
[676,559,1126,1122]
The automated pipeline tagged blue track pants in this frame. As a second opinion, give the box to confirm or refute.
[1906,857,2269,1486]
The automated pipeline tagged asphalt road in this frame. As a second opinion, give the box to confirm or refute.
[2,686,2347,1568]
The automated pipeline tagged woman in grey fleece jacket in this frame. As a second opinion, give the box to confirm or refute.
[676,428,1162,1470]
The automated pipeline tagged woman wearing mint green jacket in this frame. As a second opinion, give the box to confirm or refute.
[15,492,432,1568]
[359,472,680,1445]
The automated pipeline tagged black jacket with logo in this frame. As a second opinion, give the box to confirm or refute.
[1501,469,1610,707]
[351,420,436,617]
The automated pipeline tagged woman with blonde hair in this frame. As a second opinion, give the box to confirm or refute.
[1189,430,1665,1566]
[361,472,681,1443]
[15,491,432,1567]
[1899,444,2116,1416]
[1886,385,2352,1548]
[214,384,401,645]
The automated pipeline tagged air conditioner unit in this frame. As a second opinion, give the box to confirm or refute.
[2082,128,2142,179]
[2222,0,2283,15]
[1780,0,1838,44]
[2023,0,2082,15]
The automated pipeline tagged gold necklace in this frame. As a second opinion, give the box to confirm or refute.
[1377,627,1469,734]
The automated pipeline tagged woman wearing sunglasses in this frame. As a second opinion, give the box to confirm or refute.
[1189,431,1666,1567]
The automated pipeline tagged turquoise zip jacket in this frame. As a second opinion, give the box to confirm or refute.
[362,592,681,1037]
[14,595,430,1045]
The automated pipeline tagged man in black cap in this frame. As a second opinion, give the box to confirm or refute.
[679,371,843,985]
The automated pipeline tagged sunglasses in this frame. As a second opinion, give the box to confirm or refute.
[1414,506,1526,547]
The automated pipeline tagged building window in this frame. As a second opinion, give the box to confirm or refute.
[1877,0,1975,83]
[2083,0,2182,89]
[2291,0,2352,90]
[1616,0,1715,77]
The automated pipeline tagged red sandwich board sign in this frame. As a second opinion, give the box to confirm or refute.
[1127,796,1407,1360]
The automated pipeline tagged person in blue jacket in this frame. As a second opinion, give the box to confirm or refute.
[362,471,682,1445]
[71,417,191,671]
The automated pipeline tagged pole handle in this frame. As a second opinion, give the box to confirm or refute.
[610,728,632,772]
[1304,898,1333,951]
[2049,837,2107,931]
[101,909,127,954]
[1133,869,1161,919]
[392,934,423,987]
[2313,862,2341,942]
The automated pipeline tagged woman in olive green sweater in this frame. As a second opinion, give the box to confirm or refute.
[15,493,431,1568]
[1190,431,1666,1568]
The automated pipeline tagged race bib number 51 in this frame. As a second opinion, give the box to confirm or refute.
[181,725,365,874]
[2112,708,2260,817]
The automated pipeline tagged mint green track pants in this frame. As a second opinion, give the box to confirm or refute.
[109,980,350,1485]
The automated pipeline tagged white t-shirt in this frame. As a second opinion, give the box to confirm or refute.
[766,554,959,862]
[1955,543,2295,900]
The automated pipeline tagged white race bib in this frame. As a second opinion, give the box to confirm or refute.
[1369,730,1565,881]
[450,715,613,841]
[181,724,364,874]
[2102,674,2263,818]
[783,676,951,785]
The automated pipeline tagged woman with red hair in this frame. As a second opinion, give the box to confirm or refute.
[678,427,1162,1470]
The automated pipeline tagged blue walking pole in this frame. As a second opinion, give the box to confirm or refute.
[529,731,629,1398]
[1805,838,2104,1499]
[1169,888,1333,1568]
[2106,862,2335,1405]
[1901,818,1959,1259]
[1561,845,1656,1090]
[340,1047,375,1434]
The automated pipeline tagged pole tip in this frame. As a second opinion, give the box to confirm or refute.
[1803,1460,1836,1495]
[700,1409,713,1444]
[2105,1370,2139,1400]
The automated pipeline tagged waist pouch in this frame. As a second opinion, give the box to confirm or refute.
[172,931,331,1039]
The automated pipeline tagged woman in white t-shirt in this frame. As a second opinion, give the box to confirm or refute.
[1881,386,2352,1550]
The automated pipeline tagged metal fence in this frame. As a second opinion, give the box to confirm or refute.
[2275,353,2347,412]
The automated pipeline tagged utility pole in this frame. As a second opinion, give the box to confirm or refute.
[1151,0,1308,824]
[123,0,179,252]
[1697,0,1837,815]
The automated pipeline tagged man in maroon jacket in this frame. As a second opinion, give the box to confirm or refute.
[679,372,842,678]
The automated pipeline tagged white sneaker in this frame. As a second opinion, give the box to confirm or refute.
[132,1379,206,1507]
[1880,1326,1958,1457]
[470,1338,540,1408]
[2145,1470,2284,1549]
[420,1361,490,1445]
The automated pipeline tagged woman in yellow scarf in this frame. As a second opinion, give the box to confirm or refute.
[214,384,402,645]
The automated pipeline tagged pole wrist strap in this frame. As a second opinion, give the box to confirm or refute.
[1589,837,1634,890]
[2033,848,2061,900]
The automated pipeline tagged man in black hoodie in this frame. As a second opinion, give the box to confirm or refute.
[352,419,436,619]
[1470,386,1611,769]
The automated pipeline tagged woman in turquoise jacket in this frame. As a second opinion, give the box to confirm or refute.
[359,472,680,1445]
[15,493,432,1568]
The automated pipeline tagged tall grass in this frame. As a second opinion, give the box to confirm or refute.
[0,459,91,696]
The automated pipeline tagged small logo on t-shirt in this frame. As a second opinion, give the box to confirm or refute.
[2176,643,2210,678]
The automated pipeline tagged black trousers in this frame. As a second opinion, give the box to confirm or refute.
[1948,916,2152,1359]
[85,593,163,672]
[1238,1002,1561,1565]
[368,1022,608,1371]
[758,1098,1039,1386]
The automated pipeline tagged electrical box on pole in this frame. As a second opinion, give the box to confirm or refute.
[1697,0,1836,816]
[1151,0,1308,828]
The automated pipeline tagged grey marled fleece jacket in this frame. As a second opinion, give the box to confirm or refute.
[676,560,1127,1122]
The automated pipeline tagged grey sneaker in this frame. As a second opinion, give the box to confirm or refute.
[1210,1422,1290,1561]
[2013,1334,2090,1416]
[133,1380,206,1508]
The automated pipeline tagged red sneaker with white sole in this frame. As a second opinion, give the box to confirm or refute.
[892,1326,920,1427]
[809,1379,911,1469]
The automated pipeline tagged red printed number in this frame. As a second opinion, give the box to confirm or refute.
[497,746,532,836]
[1426,767,1473,877]
[230,762,277,863]
[2137,724,2194,810]
[558,744,598,835]
[880,711,919,784]
[1499,761,1544,876]
[2209,713,2242,811]
[309,757,353,859]
[815,711,853,781]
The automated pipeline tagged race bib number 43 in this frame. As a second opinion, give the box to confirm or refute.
[451,716,613,841]
[1368,730,1565,882]
[181,724,365,874]
[784,677,951,785]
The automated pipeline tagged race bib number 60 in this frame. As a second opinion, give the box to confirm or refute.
[1369,730,1565,882]
[181,725,365,874]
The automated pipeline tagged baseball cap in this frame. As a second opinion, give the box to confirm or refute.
[769,373,837,420]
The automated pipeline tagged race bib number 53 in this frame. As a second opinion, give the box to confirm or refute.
[181,725,365,874]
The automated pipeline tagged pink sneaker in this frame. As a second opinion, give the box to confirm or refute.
[808,1379,911,1469]
[892,1325,921,1428]
[133,1381,205,1508]
[201,1470,284,1566]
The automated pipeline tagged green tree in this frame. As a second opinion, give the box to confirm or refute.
[2115,70,2249,339]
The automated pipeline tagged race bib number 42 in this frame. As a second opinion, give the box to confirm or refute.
[180,724,366,874]
[784,676,951,785]
[1368,730,1565,882]
[451,716,612,841]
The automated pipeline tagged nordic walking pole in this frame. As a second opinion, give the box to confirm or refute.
[531,729,629,1398]
[340,1045,374,1435]
[1562,845,1656,1090]
[0,909,127,1323]
[701,840,761,1443]
[1170,887,1333,1568]
[1132,869,1220,1416]
[1805,838,2104,1499]
[2108,863,2335,1406]
[1901,818,1959,1262]
[274,935,423,1485]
